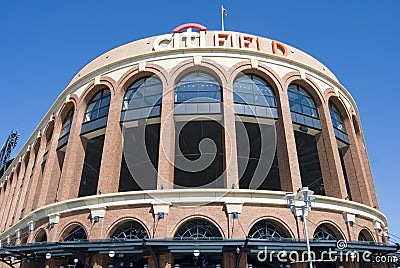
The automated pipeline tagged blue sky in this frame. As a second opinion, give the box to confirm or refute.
[1,1,399,239]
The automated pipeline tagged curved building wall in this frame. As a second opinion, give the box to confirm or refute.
[0,28,387,267]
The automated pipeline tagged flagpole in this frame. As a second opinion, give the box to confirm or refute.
[221,5,225,31]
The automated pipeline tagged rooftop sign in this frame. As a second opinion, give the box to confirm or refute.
[153,23,288,57]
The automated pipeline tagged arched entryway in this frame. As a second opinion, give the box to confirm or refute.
[173,218,223,268]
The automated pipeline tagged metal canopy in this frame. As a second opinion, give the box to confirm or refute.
[0,239,398,268]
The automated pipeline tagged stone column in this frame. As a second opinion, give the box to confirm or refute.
[316,103,348,199]
[97,89,124,194]
[37,118,63,208]
[221,83,239,189]
[157,82,175,189]
[7,159,27,228]
[57,104,86,201]
[14,147,36,221]
[358,135,378,208]
[276,89,302,192]
[0,185,6,227]
[2,169,18,230]
[0,174,12,230]
[25,134,47,213]
[344,120,373,206]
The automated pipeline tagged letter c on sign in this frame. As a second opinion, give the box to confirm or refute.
[153,34,173,51]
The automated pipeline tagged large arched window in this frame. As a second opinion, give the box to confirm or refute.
[111,221,149,240]
[121,77,162,121]
[79,90,110,197]
[84,89,111,123]
[248,220,289,240]
[60,109,74,138]
[119,77,162,192]
[233,74,278,118]
[289,84,321,129]
[174,218,222,240]
[313,224,339,241]
[58,108,74,149]
[290,84,325,195]
[63,226,87,242]
[174,72,221,114]
[234,74,280,191]
[329,102,348,143]
[174,73,224,188]
[329,101,352,200]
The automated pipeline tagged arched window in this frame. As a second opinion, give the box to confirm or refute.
[58,108,74,149]
[121,77,162,121]
[174,72,221,114]
[174,218,222,240]
[358,229,374,242]
[358,232,367,242]
[248,220,288,240]
[35,229,47,243]
[233,74,278,118]
[290,84,325,195]
[289,84,321,129]
[329,102,349,143]
[60,109,74,138]
[111,221,149,240]
[63,226,87,242]
[313,224,339,241]
[84,89,111,123]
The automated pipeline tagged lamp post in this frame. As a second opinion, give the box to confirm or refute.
[285,187,315,268]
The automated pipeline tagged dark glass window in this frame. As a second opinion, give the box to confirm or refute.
[233,74,278,119]
[60,109,74,138]
[313,224,338,241]
[174,218,222,240]
[329,103,346,133]
[174,121,224,188]
[175,72,221,103]
[236,122,280,190]
[358,232,367,242]
[119,124,160,192]
[111,221,149,240]
[294,131,325,196]
[248,220,288,240]
[289,85,319,119]
[122,77,162,120]
[84,89,111,123]
[78,135,105,197]
[329,102,349,143]
[234,74,276,107]
[63,226,87,241]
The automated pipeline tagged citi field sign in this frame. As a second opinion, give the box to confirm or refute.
[153,23,289,56]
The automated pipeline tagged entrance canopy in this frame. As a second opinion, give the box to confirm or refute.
[0,239,398,268]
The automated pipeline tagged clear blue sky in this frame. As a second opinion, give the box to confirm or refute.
[1,1,399,240]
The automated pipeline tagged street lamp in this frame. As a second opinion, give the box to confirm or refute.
[45,253,52,260]
[285,187,315,268]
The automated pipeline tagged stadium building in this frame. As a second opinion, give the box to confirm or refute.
[0,23,397,268]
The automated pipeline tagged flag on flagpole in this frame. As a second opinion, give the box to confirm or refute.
[221,5,227,31]
[222,6,228,16]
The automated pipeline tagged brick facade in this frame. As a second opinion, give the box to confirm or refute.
[0,30,388,268]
